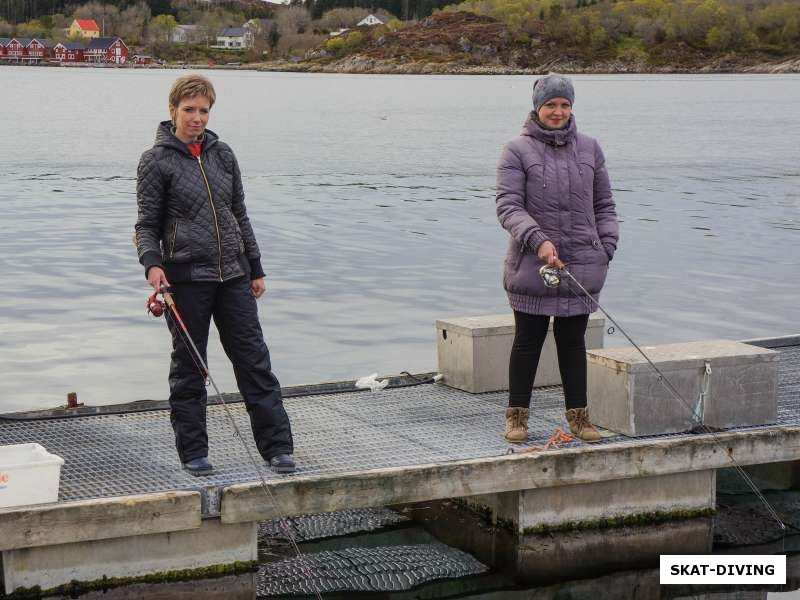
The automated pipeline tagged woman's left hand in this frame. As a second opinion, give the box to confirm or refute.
[251,277,266,299]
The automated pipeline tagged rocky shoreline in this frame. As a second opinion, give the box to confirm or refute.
[5,56,798,74]
[250,55,800,75]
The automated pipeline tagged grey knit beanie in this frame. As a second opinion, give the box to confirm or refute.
[532,74,575,113]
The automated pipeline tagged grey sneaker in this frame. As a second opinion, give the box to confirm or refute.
[183,456,214,476]
[269,454,296,474]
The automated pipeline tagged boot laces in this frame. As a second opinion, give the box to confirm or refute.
[572,409,591,432]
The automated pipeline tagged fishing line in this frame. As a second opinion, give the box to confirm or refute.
[155,290,325,600]
[539,264,787,536]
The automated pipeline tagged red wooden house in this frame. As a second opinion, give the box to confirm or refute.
[0,38,9,58]
[5,38,30,61]
[25,38,52,62]
[53,42,86,62]
[85,37,128,64]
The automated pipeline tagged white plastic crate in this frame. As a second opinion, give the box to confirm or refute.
[0,443,64,509]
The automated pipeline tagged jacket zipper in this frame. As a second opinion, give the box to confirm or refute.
[169,222,177,259]
[196,156,223,281]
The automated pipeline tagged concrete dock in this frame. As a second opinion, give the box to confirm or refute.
[0,335,798,596]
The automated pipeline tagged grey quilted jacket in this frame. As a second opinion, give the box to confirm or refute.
[135,121,264,283]
[496,114,619,316]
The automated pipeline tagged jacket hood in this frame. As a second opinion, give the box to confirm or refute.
[153,120,219,156]
[521,112,577,147]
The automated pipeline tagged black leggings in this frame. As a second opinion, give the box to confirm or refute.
[508,311,589,410]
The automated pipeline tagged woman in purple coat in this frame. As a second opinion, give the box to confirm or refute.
[496,74,619,443]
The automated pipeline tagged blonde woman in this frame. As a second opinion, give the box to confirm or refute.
[135,75,295,475]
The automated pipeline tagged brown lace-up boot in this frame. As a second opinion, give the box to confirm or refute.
[565,408,602,442]
[504,407,529,443]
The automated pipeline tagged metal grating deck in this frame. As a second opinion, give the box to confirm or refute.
[0,345,798,510]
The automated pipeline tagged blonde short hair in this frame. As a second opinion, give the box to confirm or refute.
[169,74,216,108]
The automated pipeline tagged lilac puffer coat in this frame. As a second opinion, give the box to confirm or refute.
[496,114,619,316]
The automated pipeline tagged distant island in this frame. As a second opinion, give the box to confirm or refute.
[249,11,800,74]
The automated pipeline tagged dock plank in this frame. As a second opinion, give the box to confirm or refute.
[0,491,201,550]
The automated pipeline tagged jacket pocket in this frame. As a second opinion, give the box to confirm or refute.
[503,239,524,289]
[573,250,609,295]
[167,220,191,263]
[169,222,178,259]
[504,240,553,297]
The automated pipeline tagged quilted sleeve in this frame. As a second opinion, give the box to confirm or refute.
[229,148,265,279]
[496,142,549,251]
[135,150,165,276]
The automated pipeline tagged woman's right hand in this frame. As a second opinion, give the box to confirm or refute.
[537,241,559,266]
[147,266,170,292]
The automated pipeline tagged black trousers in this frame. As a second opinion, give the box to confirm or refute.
[165,276,293,462]
[508,311,589,410]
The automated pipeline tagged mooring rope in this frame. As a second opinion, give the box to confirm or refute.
[517,428,574,453]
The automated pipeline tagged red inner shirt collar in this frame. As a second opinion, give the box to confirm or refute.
[187,142,202,157]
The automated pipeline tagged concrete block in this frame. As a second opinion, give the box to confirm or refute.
[587,340,778,436]
[2,518,256,595]
[465,470,715,534]
[436,314,605,393]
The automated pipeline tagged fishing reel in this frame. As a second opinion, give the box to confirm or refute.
[146,285,175,318]
[146,292,166,318]
[539,264,564,288]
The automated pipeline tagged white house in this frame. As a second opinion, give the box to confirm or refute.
[357,14,386,26]
[214,26,253,49]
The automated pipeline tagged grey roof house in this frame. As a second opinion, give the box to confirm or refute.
[214,26,253,49]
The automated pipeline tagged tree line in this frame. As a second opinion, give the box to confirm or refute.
[304,0,452,21]
[0,0,272,25]
[0,0,452,24]
[446,0,799,53]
